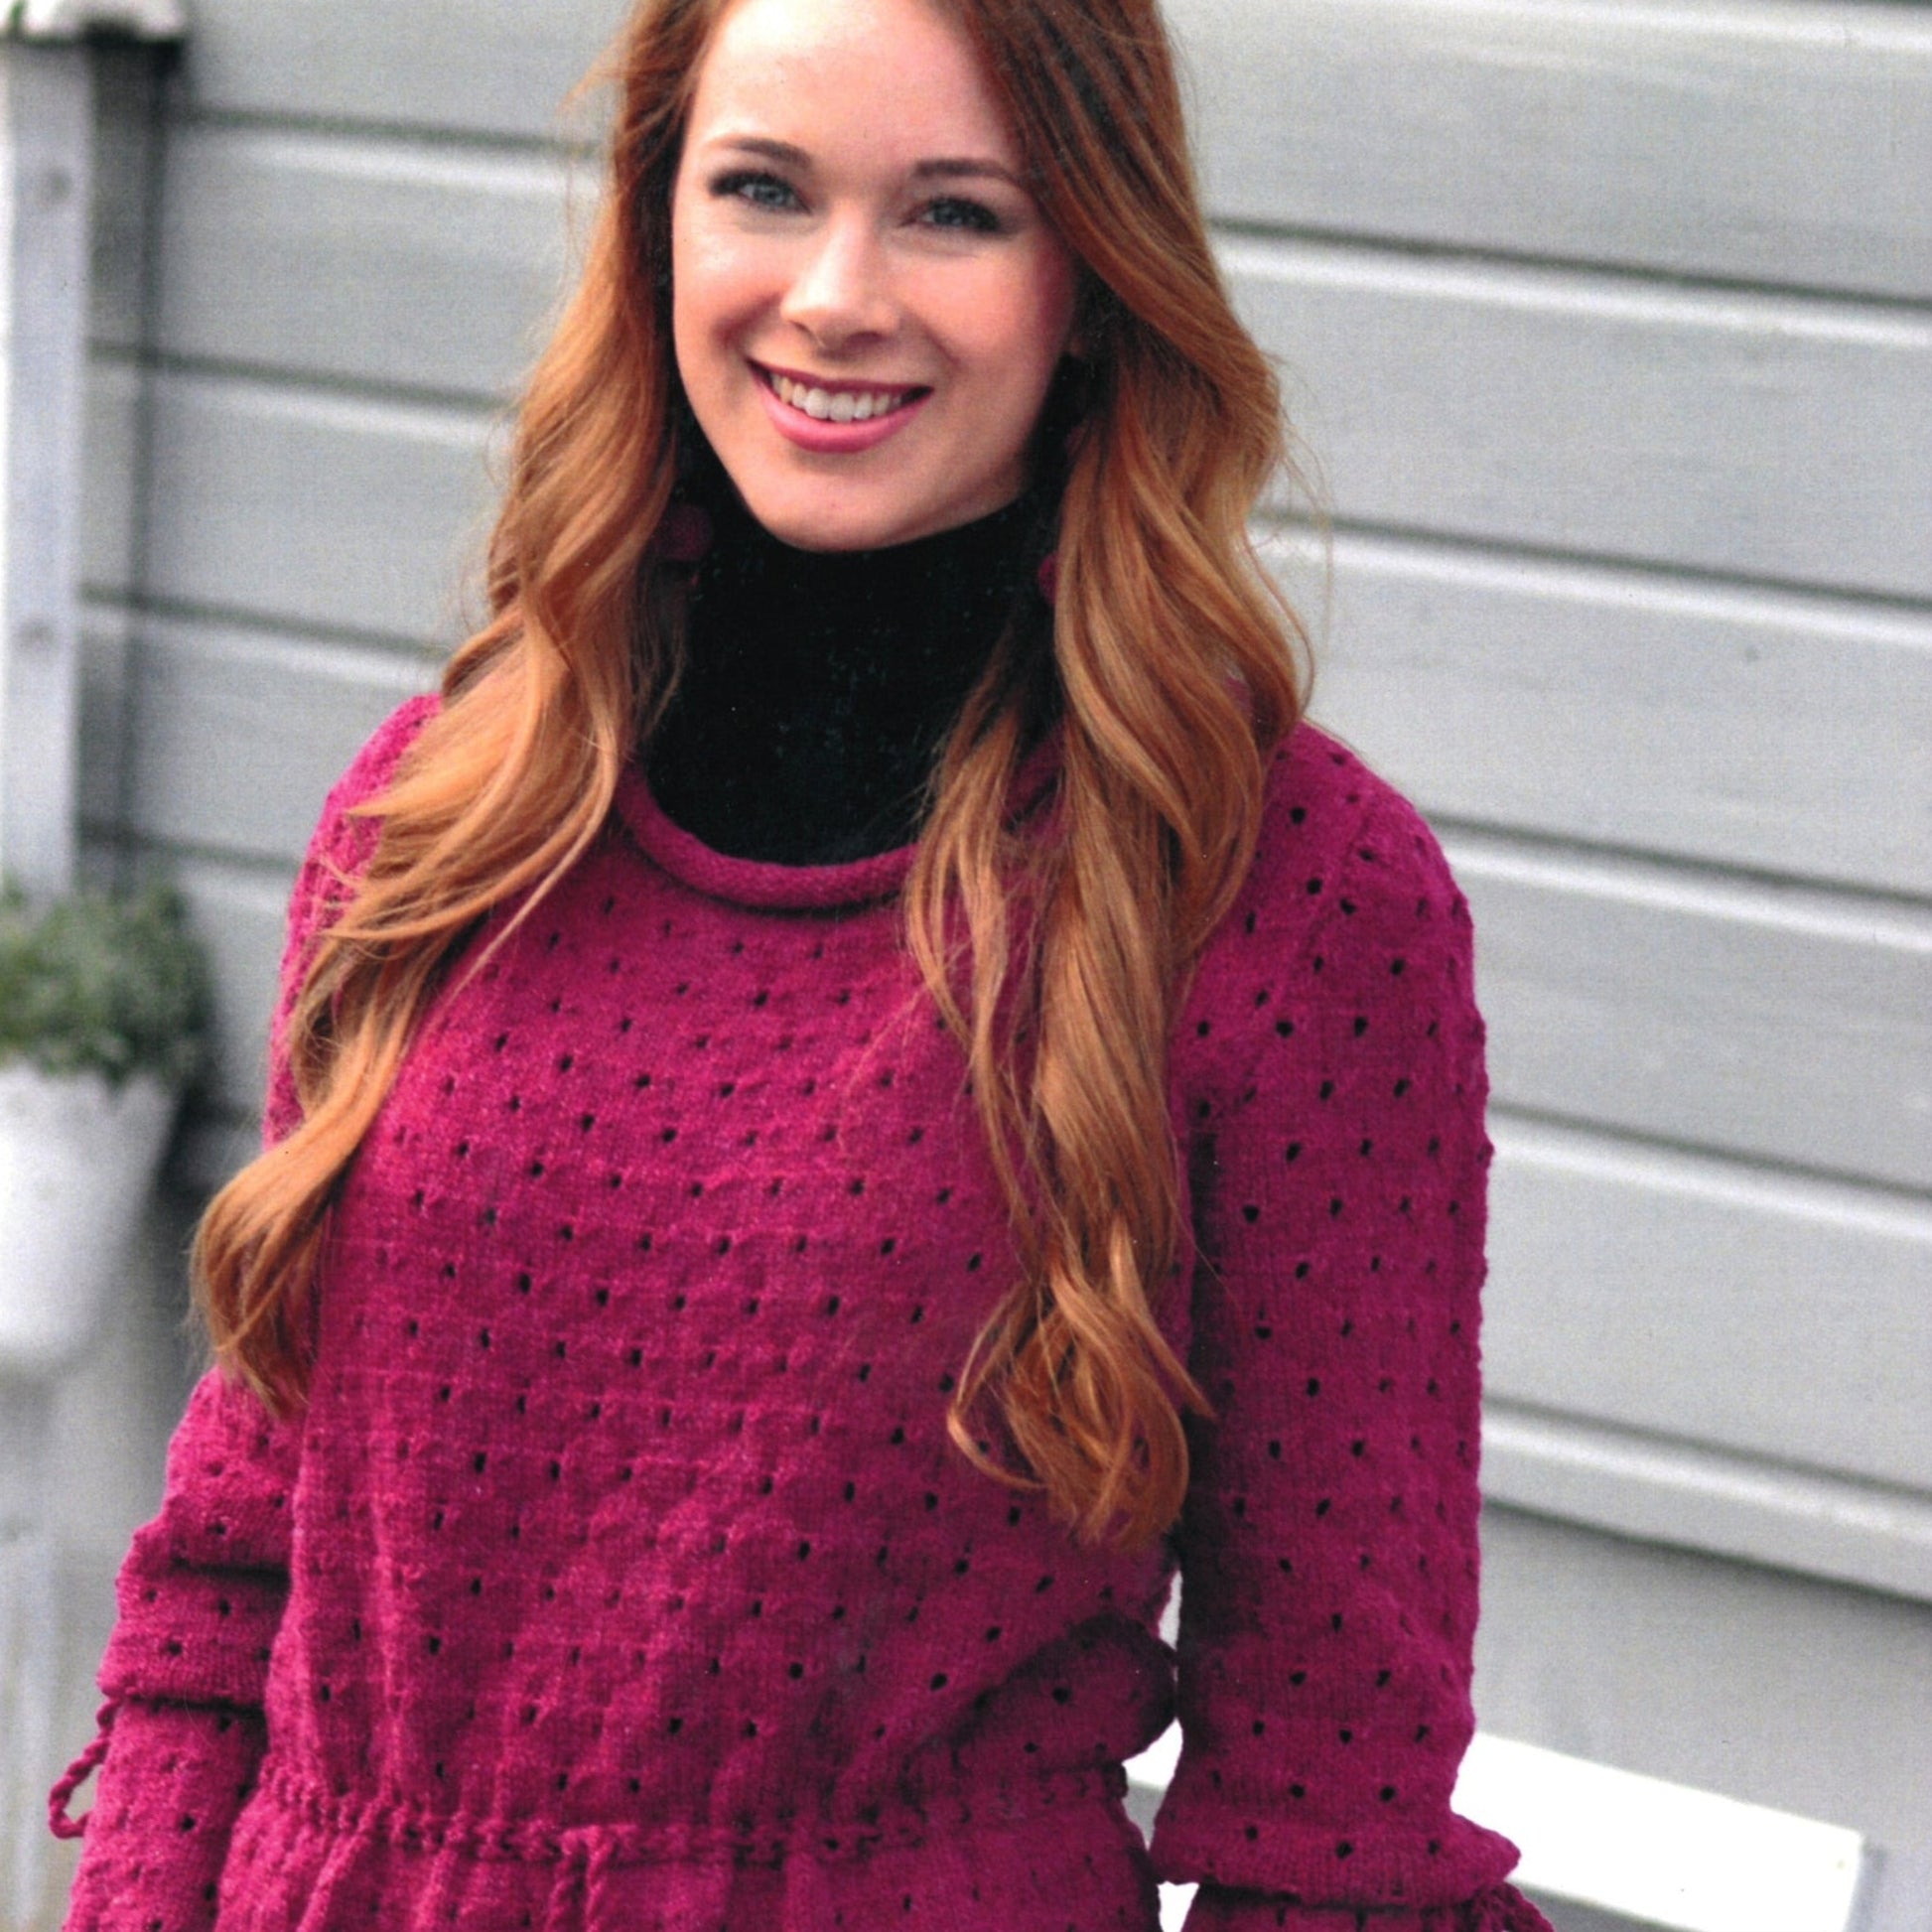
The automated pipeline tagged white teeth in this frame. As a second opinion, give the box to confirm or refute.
[769,371,909,424]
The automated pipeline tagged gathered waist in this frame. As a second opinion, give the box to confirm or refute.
[220,1755,1160,1932]
[249,1750,1132,1869]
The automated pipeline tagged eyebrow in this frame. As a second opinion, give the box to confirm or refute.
[705,135,1023,189]
[913,157,1024,187]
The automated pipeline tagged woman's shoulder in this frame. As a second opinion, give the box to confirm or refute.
[1179,721,1483,1100]
[263,694,441,1144]
[319,692,442,835]
[296,692,442,880]
[1241,719,1464,933]
[1183,719,1476,1025]
[284,695,440,959]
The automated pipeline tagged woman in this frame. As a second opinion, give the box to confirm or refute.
[51,0,1551,1927]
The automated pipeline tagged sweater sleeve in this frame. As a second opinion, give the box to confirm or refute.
[51,696,437,1932]
[1148,778,1551,1932]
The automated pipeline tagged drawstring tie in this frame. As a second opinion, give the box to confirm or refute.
[542,1826,618,1932]
[48,1698,118,1840]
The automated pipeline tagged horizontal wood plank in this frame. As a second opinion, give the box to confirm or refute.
[1270,528,1932,899]
[171,855,290,1121]
[1450,833,1932,1191]
[176,0,619,140]
[156,126,578,398]
[1453,1730,1869,1932]
[78,602,433,862]
[1483,1401,1932,1608]
[1230,236,1932,602]
[118,616,433,861]
[1169,0,1932,301]
[102,368,496,642]
[1486,1115,1932,1493]
[1476,1503,1932,1864]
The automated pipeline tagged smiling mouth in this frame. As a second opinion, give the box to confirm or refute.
[761,367,928,425]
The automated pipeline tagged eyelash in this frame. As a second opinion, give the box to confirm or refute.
[922,197,1003,234]
[714,170,798,211]
[710,171,1006,235]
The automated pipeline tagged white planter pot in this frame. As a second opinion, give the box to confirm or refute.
[0,1061,176,1378]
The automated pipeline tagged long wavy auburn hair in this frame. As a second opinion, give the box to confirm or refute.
[193,0,1308,1553]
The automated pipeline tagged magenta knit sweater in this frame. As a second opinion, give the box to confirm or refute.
[53,700,1549,1932]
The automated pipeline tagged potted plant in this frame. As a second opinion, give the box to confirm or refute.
[0,883,207,1377]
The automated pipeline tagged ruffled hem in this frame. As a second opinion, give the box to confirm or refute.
[1149,1800,1525,1908]
[1178,1879,1553,1931]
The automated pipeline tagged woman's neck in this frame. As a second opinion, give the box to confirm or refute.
[647,491,1044,866]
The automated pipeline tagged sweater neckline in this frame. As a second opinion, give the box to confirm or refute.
[615,726,1063,911]
[646,489,1048,868]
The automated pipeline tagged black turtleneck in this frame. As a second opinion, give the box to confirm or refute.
[647,490,1047,867]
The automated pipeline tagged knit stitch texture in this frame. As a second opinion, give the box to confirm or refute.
[53,700,1549,1932]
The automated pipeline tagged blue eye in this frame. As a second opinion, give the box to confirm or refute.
[714,170,799,211]
[922,197,1003,234]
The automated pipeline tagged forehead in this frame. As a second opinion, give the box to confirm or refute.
[687,0,1018,161]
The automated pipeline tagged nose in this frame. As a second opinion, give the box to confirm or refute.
[778,214,897,350]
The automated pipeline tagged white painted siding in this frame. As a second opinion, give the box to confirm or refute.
[38,3,1932,1928]
[1163,1,1932,1923]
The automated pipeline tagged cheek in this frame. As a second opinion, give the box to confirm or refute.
[671,214,758,379]
[668,198,707,383]
[975,247,1079,405]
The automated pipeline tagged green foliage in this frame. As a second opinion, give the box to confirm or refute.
[0,882,209,1088]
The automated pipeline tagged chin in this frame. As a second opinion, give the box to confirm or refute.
[738,489,932,555]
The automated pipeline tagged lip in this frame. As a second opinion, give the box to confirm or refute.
[751,361,932,456]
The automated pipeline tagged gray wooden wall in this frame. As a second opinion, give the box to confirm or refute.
[1164,0,1932,1923]
[40,2,1932,1927]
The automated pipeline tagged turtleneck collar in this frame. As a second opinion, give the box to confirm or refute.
[645,488,1049,868]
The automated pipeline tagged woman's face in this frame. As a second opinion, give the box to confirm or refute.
[670,0,1081,552]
